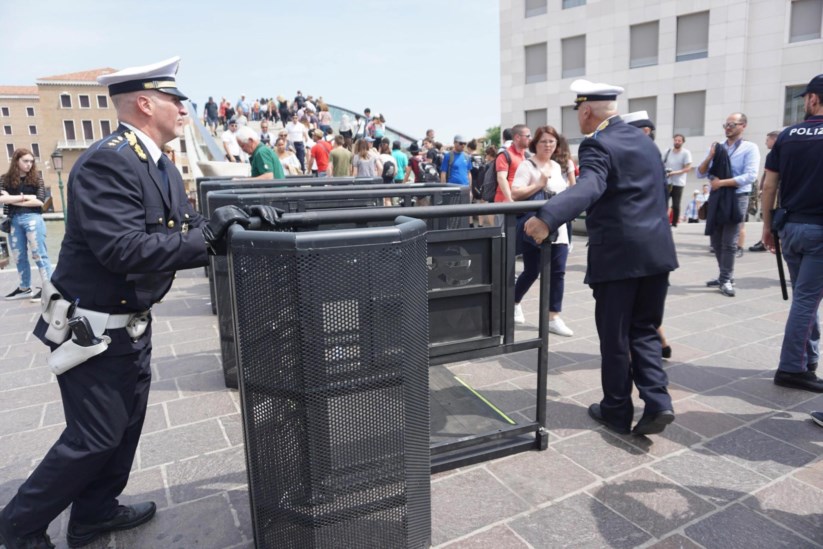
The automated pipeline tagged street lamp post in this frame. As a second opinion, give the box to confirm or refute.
[50,149,66,227]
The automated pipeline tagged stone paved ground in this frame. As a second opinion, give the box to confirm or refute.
[0,221,822,548]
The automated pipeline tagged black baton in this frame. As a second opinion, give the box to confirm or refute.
[773,233,789,301]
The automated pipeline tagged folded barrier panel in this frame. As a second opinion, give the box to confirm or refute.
[228,217,431,549]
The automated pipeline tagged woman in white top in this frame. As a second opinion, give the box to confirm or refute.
[275,138,302,175]
[511,125,573,337]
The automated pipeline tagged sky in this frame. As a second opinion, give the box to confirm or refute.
[0,0,500,142]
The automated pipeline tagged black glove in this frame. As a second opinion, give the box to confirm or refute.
[247,205,285,229]
[203,205,251,255]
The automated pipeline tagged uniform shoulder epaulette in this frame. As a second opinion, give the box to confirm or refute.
[124,131,148,162]
[105,134,126,148]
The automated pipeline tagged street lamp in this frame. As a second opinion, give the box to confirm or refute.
[50,149,66,227]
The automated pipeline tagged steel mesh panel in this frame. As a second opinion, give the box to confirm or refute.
[231,229,430,549]
[212,188,467,388]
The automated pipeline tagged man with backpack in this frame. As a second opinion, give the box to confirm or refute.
[440,135,472,186]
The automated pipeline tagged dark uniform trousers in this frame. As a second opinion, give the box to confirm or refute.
[591,273,672,431]
[3,325,152,537]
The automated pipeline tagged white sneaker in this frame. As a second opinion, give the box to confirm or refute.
[514,303,525,325]
[548,317,574,337]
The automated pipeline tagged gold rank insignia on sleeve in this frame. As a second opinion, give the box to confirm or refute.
[124,131,148,162]
[106,135,125,147]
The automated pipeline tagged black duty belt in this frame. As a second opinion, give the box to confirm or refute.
[786,213,823,226]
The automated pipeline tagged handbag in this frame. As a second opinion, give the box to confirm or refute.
[1,217,10,234]
[697,202,708,221]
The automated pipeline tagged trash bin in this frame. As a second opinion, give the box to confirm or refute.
[229,216,431,549]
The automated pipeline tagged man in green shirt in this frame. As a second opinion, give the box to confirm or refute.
[236,126,285,179]
[329,135,353,177]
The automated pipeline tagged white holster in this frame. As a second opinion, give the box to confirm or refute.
[48,337,110,376]
[40,280,149,375]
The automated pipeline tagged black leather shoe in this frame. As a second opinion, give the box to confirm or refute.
[749,241,766,252]
[774,370,823,393]
[0,519,54,549]
[809,363,818,373]
[662,346,672,359]
[66,502,156,548]
[811,411,823,428]
[632,410,675,436]
[587,404,630,435]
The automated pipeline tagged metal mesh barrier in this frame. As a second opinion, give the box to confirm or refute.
[229,219,431,548]
[211,185,469,388]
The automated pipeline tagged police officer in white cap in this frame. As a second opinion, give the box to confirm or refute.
[0,57,249,549]
[525,79,679,437]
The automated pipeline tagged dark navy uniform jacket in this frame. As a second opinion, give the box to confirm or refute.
[766,114,823,217]
[49,125,209,315]
[535,116,678,284]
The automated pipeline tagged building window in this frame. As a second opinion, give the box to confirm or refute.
[673,91,706,136]
[97,95,109,109]
[29,125,37,135]
[525,43,548,84]
[179,140,187,153]
[182,166,189,175]
[79,95,91,109]
[31,143,40,159]
[562,35,586,78]
[561,106,584,144]
[676,11,710,62]
[628,97,658,126]
[525,109,548,131]
[0,107,8,117]
[26,107,35,117]
[6,144,13,159]
[82,120,94,141]
[3,125,10,135]
[100,120,112,137]
[790,0,823,42]
[64,120,76,141]
[60,93,72,108]
[630,21,659,68]
[562,0,586,8]
[525,0,547,17]
[784,85,808,125]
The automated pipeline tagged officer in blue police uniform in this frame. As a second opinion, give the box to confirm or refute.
[762,74,823,393]
[0,57,249,549]
[526,79,679,436]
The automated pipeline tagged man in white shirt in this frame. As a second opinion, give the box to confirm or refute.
[221,118,241,162]
[663,134,692,228]
[285,113,309,173]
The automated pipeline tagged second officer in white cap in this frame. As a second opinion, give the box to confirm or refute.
[525,79,679,437]
[0,57,250,549]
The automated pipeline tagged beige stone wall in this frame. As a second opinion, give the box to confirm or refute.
[0,95,41,171]
[28,82,116,213]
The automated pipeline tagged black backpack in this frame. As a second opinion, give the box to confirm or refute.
[480,150,511,202]
[418,160,439,182]
[382,159,397,182]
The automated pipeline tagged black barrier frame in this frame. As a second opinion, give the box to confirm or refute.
[195,176,383,215]
[208,185,471,389]
[238,201,553,472]
[201,182,467,317]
